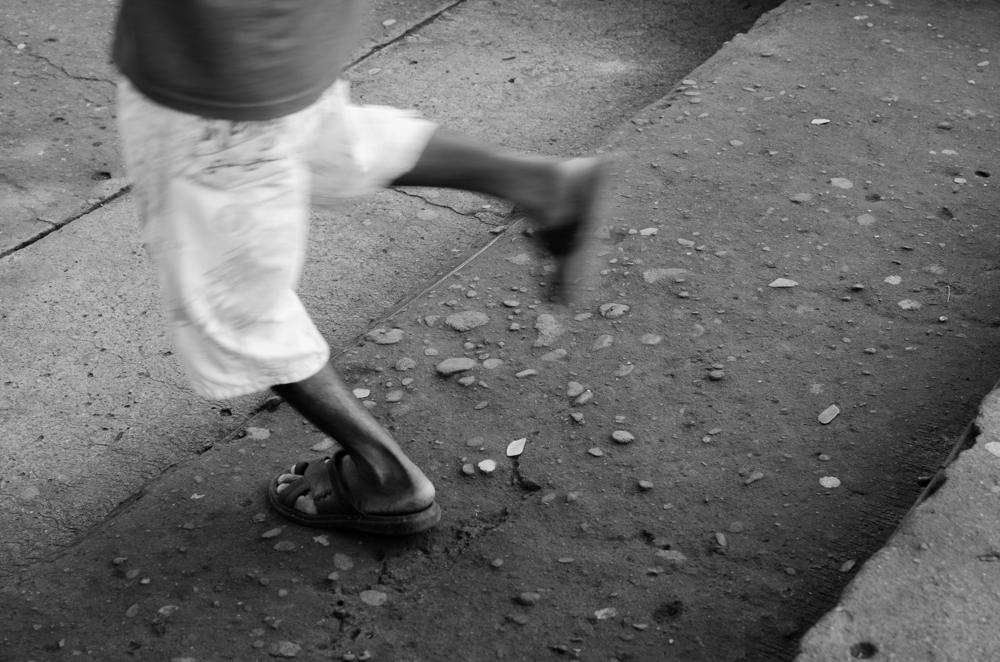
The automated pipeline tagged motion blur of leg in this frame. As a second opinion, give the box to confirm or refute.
[391,128,607,303]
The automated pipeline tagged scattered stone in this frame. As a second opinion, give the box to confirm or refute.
[818,404,840,424]
[508,614,530,625]
[743,471,765,486]
[592,334,615,351]
[857,214,876,226]
[830,177,853,189]
[884,275,901,285]
[424,348,439,356]
[466,436,485,448]
[566,382,585,398]
[587,447,605,457]
[985,442,1000,458]
[311,438,335,452]
[509,322,523,331]
[574,312,593,321]
[937,120,953,130]
[446,311,490,332]
[599,303,631,319]
[570,412,585,424]
[474,401,489,410]
[594,607,618,620]
[507,253,533,265]
[516,592,541,606]
[614,364,635,377]
[435,358,476,376]
[840,559,857,573]
[728,521,745,533]
[478,459,497,473]
[677,238,696,248]
[790,193,813,203]
[898,299,921,310]
[269,641,302,658]
[715,532,728,548]
[533,314,565,347]
[483,358,503,369]
[125,604,140,618]
[639,228,658,236]
[462,463,476,476]
[507,437,527,457]
[394,357,417,371]
[385,390,403,402]
[334,553,354,571]
[655,549,687,565]
[314,535,330,547]
[365,328,403,344]
[820,476,841,488]
[274,541,296,552]
[768,278,798,288]
[360,590,388,607]
[540,348,567,361]
[574,390,594,405]
[457,376,476,387]
[708,370,725,381]
[515,369,538,378]
[638,480,654,491]
[611,430,635,444]
[641,334,662,345]
[810,118,830,125]
[352,388,371,399]
[261,528,283,539]
[423,315,439,327]
[503,300,520,307]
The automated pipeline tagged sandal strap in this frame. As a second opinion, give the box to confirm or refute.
[317,450,364,516]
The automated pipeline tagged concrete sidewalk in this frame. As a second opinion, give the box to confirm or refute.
[2,0,1000,660]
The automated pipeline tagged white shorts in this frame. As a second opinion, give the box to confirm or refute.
[117,79,438,399]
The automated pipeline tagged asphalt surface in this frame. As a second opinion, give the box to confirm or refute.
[2,0,1000,660]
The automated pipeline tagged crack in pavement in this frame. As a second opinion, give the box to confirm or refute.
[345,0,468,71]
[0,185,131,260]
[1,34,116,86]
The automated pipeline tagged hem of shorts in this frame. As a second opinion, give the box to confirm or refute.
[191,357,329,401]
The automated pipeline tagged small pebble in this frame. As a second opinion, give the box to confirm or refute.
[515,369,538,378]
[588,448,605,457]
[360,590,388,607]
[478,459,497,473]
[365,328,403,345]
[516,592,541,606]
[567,381,585,397]
[599,303,631,319]
[744,471,765,485]
[592,334,614,351]
[638,480,654,491]
[436,357,475,376]
[708,370,725,381]
[611,430,635,444]
[614,364,635,377]
[261,528,283,539]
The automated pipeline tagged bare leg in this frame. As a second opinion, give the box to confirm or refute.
[272,361,434,516]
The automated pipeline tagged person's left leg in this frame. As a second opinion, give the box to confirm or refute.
[271,361,436,519]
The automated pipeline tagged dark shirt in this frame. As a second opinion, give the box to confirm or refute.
[113,0,363,121]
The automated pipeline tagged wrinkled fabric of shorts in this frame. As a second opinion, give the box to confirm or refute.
[117,79,438,399]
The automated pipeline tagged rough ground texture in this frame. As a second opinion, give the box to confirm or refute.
[2,0,1000,661]
[1,0,778,572]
